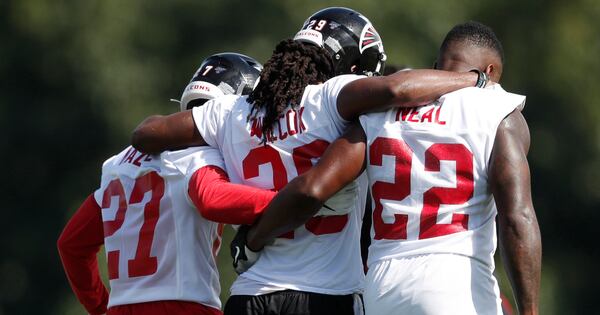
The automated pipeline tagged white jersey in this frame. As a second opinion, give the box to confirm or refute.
[359,85,526,269]
[94,145,225,309]
[193,75,367,295]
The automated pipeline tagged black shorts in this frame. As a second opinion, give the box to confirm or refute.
[224,290,363,315]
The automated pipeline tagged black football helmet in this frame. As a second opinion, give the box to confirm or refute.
[179,52,262,111]
[294,7,386,76]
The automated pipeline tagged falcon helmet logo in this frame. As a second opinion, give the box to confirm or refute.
[213,66,227,74]
[359,23,383,54]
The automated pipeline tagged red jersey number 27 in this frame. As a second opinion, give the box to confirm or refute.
[101,171,164,280]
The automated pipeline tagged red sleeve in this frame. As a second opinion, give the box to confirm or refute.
[188,165,276,225]
[57,195,109,315]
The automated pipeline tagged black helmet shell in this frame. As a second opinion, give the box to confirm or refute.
[181,53,262,111]
[294,7,386,76]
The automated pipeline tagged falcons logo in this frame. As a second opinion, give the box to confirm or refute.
[359,23,383,53]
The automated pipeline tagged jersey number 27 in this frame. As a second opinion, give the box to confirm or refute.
[101,171,164,280]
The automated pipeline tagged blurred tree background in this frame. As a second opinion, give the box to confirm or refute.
[1,0,598,314]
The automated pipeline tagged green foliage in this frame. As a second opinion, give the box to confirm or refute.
[1,0,597,314]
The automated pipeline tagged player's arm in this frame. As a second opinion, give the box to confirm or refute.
[489,110,541,315]
[131,110,207,154]
[188,165,276,225]
[337,69,482,120]
[246,122,367,250]
[57,195,109,315]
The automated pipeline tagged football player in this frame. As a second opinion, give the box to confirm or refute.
[57,53,276,315]
[244,22,541,315]
[130,7,485,315]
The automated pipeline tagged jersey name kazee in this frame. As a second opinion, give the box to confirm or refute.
[118,147,153,166]
[249,106,307,142]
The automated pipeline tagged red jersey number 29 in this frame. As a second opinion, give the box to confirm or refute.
[369,138,474,240]
[101,171,164,280]
[242,140,349,238]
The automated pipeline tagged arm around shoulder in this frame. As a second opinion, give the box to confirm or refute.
[336,69,479,120]
[188,165,276,225]
[131,110,206,154]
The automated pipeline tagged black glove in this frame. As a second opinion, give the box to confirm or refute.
[230,225,261,275]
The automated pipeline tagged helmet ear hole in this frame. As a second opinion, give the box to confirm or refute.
[380,52,387,62]
[186,98,209,110]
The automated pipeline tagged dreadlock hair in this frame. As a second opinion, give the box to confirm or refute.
[440,21,504,64]
[247,39,334,143]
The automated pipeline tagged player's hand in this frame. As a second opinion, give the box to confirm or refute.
[231,225,261,274]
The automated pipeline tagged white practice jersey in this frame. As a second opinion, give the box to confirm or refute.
[359,85,526,269]
[93,145,225,309]
[193,75,367,295]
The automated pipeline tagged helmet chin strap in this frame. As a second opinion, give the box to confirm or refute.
[374,60,382,75]
[363,52,387,76]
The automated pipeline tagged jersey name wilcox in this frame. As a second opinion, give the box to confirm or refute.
[249,106,307,142]
[360,86,525,268]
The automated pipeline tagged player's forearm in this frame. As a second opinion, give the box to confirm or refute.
[189,166,276,225]
[388,69,479,107]
[57,249,109,315]
[498,206,541,315]
[338,70,478,120]
[246,176,324,250]
[132,111,205,154]
[131,115,169,153]
[246,126,366,250]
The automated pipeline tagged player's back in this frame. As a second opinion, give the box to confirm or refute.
[193,75,367,295]
[94,145,224,309]
[359,86,525,268]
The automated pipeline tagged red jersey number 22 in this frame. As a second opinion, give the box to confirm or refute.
[370,138,474,240]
